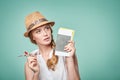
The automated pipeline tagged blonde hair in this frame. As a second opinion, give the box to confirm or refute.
[28,26,58,71]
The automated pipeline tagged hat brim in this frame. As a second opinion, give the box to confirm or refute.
[24,21,55,37]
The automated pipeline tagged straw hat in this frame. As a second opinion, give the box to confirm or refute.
[24,11,55,37]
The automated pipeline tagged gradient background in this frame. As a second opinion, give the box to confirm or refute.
[0,0,120,80]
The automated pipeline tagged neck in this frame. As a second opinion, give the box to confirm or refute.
[38,45,52,57]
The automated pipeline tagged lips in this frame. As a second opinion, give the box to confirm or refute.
[43,37,50,41]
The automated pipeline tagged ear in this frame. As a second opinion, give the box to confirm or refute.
[31,31,35,40]
[32,35,35,40]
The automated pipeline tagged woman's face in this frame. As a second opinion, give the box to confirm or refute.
[31,24,52,46]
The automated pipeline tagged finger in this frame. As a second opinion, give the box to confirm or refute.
[28,60,37,68]
[68,41,75,47]
[64,46,72,52]
[31,61,37,66]
[65,41,75,48]
[33,62,37,67]
[64,45,69,51]
[68,40,72,43]
[27,57,37,64]
[64,43,73,49]
[29,54,35,57]
[30,59,37,64]
[28,55,37,60]
[67,48,72,52]
[29,63,34,69]
[68,40,74,44]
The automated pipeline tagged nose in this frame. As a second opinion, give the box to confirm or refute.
[42,29,47,36]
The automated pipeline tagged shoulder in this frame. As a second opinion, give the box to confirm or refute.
[30,49,39,55]
[58,56,66,63]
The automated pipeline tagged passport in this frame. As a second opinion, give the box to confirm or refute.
[55,27,75,56]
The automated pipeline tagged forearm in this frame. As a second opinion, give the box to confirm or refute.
[32,72,39,80]
[66,57,80,80]
[64,40,80,80]
[25,62,40,80]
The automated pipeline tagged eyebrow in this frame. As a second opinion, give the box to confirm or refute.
[34,24,50,31]
[35,26,42,30]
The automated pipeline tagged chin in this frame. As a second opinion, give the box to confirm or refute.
[43,41,51,46]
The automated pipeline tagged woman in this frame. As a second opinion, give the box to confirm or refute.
[24,11,80,80]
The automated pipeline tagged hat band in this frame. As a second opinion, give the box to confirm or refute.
[27,18,48,31]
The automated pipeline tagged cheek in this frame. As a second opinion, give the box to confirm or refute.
[32,34,36,41]
[49,33,52,39]
[32,35,41,42]
[49,31,52,36]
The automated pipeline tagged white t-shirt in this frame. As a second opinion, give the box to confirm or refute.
[31,49,67,80]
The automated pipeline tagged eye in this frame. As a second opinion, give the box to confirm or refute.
[45,25,50,30]
[35,29,41,33]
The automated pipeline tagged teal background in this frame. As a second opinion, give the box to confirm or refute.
[0,0,120,80]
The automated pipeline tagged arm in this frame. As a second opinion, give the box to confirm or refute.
[64,41,80,80]
[66,54,80,80]
[24,56,40,80]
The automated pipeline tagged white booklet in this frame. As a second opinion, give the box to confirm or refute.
[55,27,75,56]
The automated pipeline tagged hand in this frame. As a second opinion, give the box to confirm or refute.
[27,55,40,74]
[64,40,76,57]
